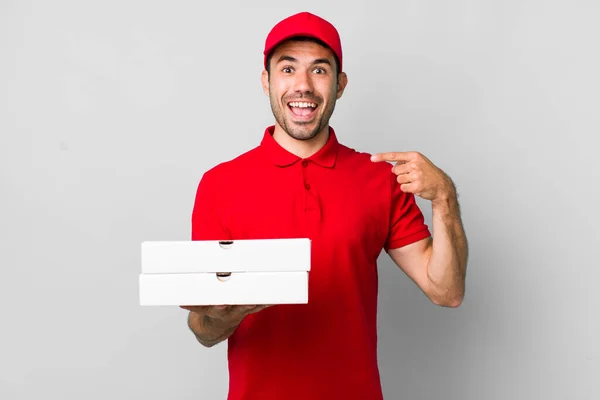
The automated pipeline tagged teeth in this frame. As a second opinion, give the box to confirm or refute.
[289,102,316,108]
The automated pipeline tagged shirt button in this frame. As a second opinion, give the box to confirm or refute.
[305,183,311,190]
[302,160,308,167]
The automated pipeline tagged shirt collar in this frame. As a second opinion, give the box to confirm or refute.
[260,125,339,168]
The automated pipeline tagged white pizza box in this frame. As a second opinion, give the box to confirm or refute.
[141,238,310,274]
[139,271,308,306]
[139,238,310,306]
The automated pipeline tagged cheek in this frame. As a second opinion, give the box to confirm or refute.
[270,78,291,96]
[318,80,338,102]
[269,86,284,104]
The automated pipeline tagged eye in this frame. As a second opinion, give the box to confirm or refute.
[313,67,326,74]
[282,66,294,74]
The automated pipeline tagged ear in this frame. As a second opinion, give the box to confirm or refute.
[261,70,270,96]
[336,72,348,100]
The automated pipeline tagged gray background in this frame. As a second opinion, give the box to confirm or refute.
[1,0,598,399]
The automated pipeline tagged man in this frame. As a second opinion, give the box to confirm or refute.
[181,11,468,400]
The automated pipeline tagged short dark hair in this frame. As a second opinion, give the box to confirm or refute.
[265,36,341,76]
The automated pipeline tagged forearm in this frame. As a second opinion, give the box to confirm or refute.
[426,187,468,307]
[187,311,239,348]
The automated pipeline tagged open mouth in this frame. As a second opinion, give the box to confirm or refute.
[287,101,318,120]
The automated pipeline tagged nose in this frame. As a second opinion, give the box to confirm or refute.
[293,70,313,94]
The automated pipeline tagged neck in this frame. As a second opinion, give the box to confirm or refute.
[272,123,330,159]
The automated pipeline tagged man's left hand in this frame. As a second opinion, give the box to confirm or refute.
[371,151,455,203]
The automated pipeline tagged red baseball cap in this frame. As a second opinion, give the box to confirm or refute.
[263,12,343,72]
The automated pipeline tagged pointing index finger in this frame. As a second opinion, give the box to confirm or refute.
[371,152,413,163]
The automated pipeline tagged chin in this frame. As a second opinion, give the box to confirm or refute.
[286,120,323,140]
[287,127,319,141]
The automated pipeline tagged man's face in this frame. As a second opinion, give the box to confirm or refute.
[262,40,348,141]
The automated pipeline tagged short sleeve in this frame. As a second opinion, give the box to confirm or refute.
[191,170,231,241]
[384,172,431,252]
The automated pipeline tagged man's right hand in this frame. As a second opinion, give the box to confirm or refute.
[181,304,271,326]
[180,305,271,347]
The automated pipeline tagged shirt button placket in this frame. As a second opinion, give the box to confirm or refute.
[299,159,320,237]
[302,160,310,192]
[301,160,311,205]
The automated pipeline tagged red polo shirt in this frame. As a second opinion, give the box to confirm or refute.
[191,126,431,400]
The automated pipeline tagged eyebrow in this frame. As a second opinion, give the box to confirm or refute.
[313,58,332,66]
[276,55,332,67]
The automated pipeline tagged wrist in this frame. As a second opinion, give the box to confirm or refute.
[189,312,226,339]
[202,313,236,332]
[432,182,457,211]
[190,315,236,346]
